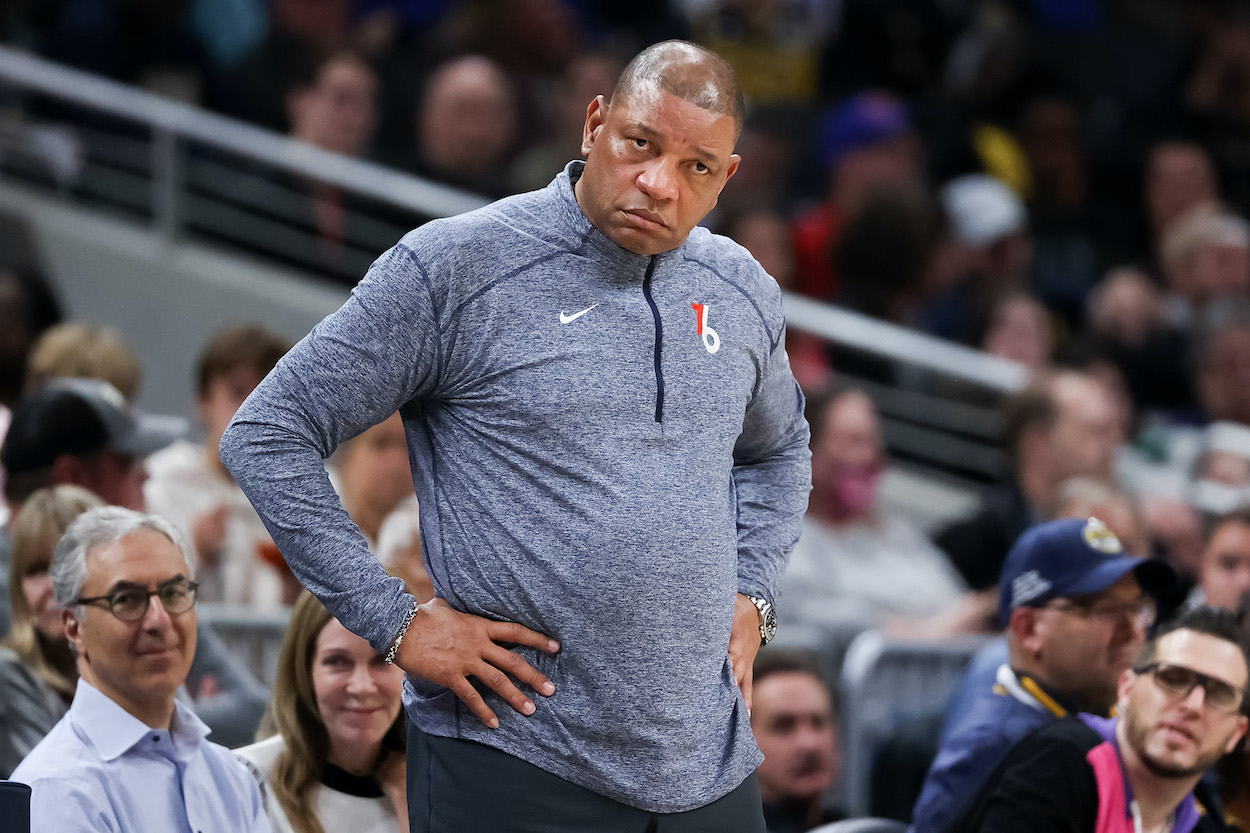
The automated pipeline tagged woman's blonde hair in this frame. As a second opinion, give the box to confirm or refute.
[261,590,404,833]
[5,485,104,700]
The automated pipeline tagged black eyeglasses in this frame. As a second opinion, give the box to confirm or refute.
[75,577,200,622]
[1135,662,1247,714]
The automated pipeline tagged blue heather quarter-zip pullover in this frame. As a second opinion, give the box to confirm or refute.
[220,161,811,813]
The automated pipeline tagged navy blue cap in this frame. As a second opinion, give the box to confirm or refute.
[997,517,1175,626]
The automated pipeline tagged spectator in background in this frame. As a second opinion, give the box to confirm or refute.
[1192,509,1250,612]
[1186,421,1250,519]
[11,507,270,831]
[950,606,1244,832]
[1012,88,1135,327]
[780,387,985,651]
[1083,265,1195,418]
[1141,140,1221,275]
[145,324,292,608]
[751,650,844,833]
[0,485,100,777]
[331,413,413,550]
[911,517,1174,833]
[287,48,380,160]
[935,369,1124,591]
[941,476,1161,739]
[920,173,1032,346]
[24,322,143,402]
[791,91,925,305]
[1159,206,1250,331]
[236,590,407,833]
[212,0,353,132]
[979,291,1054,370]
[407,54,519,197]
[1194,302,1250,428]
[1,378,179,514]
[0,377,268,746]
[832,187,940,327]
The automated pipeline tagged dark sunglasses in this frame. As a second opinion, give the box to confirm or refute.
[1135,662,1247,714]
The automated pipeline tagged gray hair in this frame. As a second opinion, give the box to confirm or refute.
[50,506,193,609]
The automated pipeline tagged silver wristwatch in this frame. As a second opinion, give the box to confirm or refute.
[746,595,777,645]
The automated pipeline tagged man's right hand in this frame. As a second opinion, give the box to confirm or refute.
[394,597,559,729]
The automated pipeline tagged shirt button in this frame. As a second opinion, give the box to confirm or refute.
[152,735,159,742]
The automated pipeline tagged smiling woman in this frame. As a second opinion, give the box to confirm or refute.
[236,591,407,833]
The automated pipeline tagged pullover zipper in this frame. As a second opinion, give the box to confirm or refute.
[641,256,664,423]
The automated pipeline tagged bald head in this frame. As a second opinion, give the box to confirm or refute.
[611,40,744,142]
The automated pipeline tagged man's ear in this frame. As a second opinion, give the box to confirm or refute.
[724,154,740,183]
[1009,606,1042,655]
[1227,715,1249,755]
[1116,666,1135,713]
[580,95,607,157]
[63,607,85,661]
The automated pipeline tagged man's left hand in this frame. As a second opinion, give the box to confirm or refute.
[729,593,763,711]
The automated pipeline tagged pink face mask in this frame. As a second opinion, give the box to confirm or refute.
[828,463,882,520]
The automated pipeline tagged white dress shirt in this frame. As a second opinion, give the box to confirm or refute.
[11,678,270,833]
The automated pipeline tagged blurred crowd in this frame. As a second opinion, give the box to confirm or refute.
[8,1,1250,831]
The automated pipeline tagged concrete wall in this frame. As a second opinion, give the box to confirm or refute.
[0,182,348,430]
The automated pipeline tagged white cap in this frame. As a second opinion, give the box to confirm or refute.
[941,174,1027,247]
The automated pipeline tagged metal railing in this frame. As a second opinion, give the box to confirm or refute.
[0,44,1026,487]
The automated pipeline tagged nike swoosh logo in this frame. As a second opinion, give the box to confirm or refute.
[559,304,598,324]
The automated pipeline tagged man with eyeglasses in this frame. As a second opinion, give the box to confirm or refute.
[9,506,271,832]
[912,517,1175,832]
[947,604,1248,832]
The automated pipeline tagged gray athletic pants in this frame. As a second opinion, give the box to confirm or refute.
[407,723,767,832]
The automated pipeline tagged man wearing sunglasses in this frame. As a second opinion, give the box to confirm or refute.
[913,516,1176,832]
[9,506,271,832]
[947,604,1248,832]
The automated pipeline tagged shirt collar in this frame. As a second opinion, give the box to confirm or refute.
[69,678,210,763]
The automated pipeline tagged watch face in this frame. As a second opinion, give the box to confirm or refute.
[762,607,778,641]
[755,598,778,644]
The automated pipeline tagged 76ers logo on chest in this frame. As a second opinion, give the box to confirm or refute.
[691,303,720,354]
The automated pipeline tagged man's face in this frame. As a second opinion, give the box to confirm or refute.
[575,84,740,256]
[1025,574,1149,713]
[1201,521,1250,610]
[1120,629,1248,778]
[65,528,197,723]
[1049,375,1122,484]
[751,671,839,805]
[289,55,378,158]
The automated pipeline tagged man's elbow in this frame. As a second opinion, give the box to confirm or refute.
[217,418,251,478]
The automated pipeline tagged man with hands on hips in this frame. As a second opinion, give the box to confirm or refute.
[221,39,810,832]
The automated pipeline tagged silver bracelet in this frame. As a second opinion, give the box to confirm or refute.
[384,599,423,665]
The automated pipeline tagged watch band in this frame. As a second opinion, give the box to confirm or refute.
[746,594,777,646]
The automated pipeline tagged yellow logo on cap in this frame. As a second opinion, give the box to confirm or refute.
[1082,517,1122,554]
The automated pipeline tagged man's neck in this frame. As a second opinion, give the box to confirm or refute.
[81,668,176,729]
[1115,721,1199,832]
